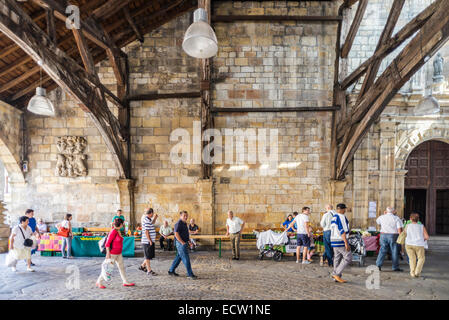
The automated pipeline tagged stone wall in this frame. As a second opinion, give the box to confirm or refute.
[7,89,120,227]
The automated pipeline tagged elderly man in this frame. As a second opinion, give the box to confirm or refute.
[188,218,200,251]
[225,210,245,260]
[159,220,173,251]
[320,204,336,267]
[376,207,404,272]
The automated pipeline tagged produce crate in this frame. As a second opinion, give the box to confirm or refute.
[53,251,62,257]
[72,227,84,233]
[366,251,376,257]
[40,251,52,256]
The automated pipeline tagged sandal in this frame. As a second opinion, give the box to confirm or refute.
[139,265,147,272]
[147,270,157,276]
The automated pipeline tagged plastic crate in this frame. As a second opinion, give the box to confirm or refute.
[366,251,375,257]
[40,251,52,256]
[72,227,84,233]
[52,251,62,257]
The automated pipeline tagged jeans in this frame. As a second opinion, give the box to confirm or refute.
[376,233,400,270]
[169,240,194,277]
[61,236,72,257]
[323,230,333,266]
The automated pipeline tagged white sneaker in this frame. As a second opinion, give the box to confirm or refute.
[302,260,311,265]
[26,267,35,272]
[296,260,299,264]
[11,267,16,272]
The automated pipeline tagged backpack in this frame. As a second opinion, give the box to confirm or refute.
[98,231,114,254]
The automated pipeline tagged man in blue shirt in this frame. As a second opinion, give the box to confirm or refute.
[168,211,197,279]
[330,203,352,283]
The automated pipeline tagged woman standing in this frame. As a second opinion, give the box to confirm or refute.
[9,216,36,272]
[96,218,135,289]
[405,213,429,278]
[58,214,73,259]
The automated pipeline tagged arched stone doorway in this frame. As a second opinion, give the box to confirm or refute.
[404,140,449,235]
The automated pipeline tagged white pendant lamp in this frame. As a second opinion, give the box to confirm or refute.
[182,8,218,59]
[27,61,55,117]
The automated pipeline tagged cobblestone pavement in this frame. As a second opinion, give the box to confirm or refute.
[1,250,448,300]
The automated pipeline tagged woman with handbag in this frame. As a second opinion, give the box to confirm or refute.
[57,213,73,259]
[96,218,135,289]
[8,216,36,272]
[404,213,429,278]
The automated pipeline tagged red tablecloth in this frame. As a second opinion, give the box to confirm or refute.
[363,236,379,251]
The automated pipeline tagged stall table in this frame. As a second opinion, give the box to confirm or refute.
[71,236,135,257]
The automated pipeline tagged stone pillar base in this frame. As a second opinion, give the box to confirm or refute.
[117,179,136,231]
[198,178,215,247]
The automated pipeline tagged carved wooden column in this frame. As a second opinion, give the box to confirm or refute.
[199,0,213,179]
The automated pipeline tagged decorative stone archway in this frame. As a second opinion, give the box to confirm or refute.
[394,126,449,223]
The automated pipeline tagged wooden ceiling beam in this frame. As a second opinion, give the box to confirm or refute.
[92,0,135,21]
[123,6,144,43]
[0,0,129,178]
[340,0,438,90]
[340,0,367,59]
[357,0,405,99]
[335,0,449,179]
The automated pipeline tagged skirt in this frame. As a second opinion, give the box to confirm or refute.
[13,248,32,260]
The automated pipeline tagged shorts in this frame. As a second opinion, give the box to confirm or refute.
[297,234,310,247]
[142,243,155,260]
[308,245,315,250]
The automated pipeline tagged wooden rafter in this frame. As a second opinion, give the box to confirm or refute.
[357,0,405,100]
[0,0,129,178]
[91,0,135,21]
[123,6,144,43]
[340,0,439,90]
[45,8,56,43]
[340,0,367,59]
[334,0,449,180]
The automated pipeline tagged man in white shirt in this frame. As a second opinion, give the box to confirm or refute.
[376,207,404,272]
[287,207,312,265]
[225,211,245,260]
[320,204,336,267]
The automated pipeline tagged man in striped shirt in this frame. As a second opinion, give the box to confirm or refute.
[330,203,352,283]
[139,208,158,276]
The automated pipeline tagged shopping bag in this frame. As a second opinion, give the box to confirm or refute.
[396,225,408,245]
[5,250,18,268]
[101,259,114,282]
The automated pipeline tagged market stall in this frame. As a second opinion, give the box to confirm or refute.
[71,235,135,257]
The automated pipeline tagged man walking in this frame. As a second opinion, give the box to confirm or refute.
[168,211,197,279]
[225,210,245,260]
[287,207,311,264]
[139,208,158,276]
[330,203,352,283]
[25,209,40,266]
[320,204,335,267]
[376,207,403,272]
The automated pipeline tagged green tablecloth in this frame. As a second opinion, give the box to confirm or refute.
[71,236,135,257]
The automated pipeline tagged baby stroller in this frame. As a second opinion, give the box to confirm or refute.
[348,231,366,267]
[255,230,289,262]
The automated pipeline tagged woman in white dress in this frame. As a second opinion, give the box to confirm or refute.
[9,216,36,272]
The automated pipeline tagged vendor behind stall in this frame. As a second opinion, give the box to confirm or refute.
[282,214,296,232]
[111,209,125,233]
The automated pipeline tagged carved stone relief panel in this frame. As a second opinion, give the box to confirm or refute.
[55,136,88,177]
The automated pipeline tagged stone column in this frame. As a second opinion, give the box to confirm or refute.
[394,170,408,219]
[0,201,10,253]
[378,120,396,216]
[117,179,136,230]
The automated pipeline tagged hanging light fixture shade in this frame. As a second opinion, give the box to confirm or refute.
[414,95,440,116]
[182,8,218,59]
[27,87,55,117]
